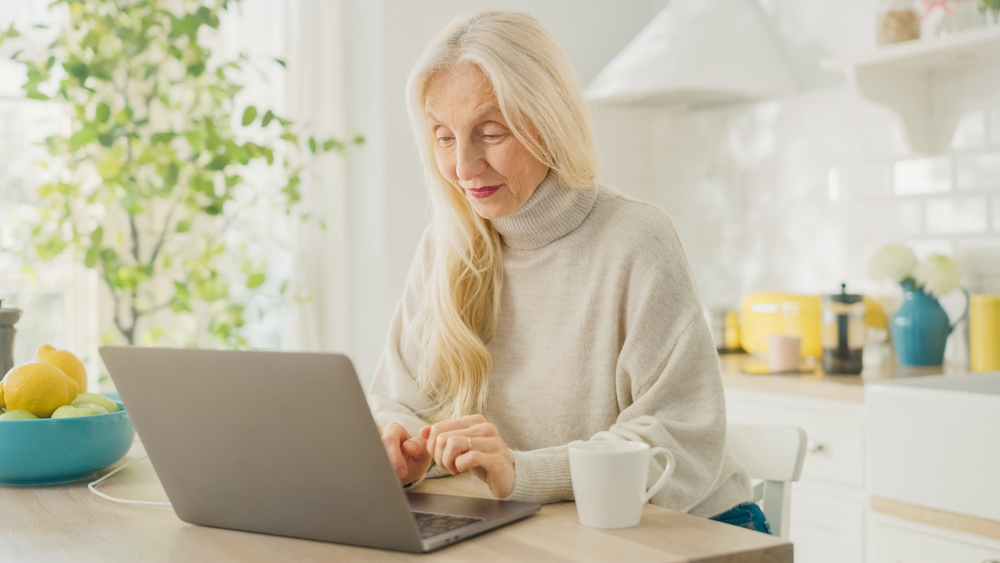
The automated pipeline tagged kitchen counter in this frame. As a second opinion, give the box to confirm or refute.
[719,353,969,402]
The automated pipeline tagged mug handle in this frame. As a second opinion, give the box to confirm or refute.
[643,447,676,503]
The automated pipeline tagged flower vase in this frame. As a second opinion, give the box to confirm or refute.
[891,281,969,366]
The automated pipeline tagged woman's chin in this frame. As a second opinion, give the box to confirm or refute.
[468,198,513,220]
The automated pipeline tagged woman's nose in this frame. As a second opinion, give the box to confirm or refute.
[455,139,487,181]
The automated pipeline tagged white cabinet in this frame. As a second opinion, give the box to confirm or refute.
[725,384,1000,563]
[725,387,867,563]
[869,511,1000,563]
[791,488,867,563]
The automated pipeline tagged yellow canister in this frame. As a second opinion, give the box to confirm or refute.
[970,294,1000,372]
[724,311,741,352]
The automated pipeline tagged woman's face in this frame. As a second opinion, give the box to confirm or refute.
[424,65,549,220]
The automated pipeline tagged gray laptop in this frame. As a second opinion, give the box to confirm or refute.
[99,347,539,553]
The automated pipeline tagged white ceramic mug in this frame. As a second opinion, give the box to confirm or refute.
[568,441,675,528]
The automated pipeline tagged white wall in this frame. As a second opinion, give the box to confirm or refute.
[592,0,1000,363]
[342,0,667,388]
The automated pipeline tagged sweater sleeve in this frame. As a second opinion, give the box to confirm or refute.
[508,211,742,515]
[367,226,449,480]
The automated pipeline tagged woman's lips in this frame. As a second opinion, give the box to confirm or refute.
[467,185,501,199]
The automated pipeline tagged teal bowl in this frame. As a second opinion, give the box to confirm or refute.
[0,397,135,485]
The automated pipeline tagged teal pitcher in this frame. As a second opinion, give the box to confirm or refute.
[892,281,970,366]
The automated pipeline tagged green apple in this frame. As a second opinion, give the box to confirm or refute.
[51,404,109,418]
[0,409,39,420]
[71,392,119,413]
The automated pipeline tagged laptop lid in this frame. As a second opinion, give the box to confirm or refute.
[100,347,427,552]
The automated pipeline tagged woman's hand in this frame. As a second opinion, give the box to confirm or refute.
[422,414,516,499]
[379,423,433,486]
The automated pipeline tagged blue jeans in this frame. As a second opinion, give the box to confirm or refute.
[710,502,773,535]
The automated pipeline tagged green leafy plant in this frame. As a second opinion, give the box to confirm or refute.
[981,0,1000,21]
[0,0,360,346]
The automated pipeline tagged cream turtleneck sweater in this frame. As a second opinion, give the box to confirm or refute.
[368,174,751,518]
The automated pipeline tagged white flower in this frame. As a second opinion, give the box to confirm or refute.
[869,245,917,283]
[914,254,961,297]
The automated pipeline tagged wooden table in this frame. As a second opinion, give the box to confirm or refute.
[0,439,792,562]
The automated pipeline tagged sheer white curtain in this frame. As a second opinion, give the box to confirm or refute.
[281,0,353,354]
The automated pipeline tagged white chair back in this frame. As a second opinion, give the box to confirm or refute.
[726,424,807,539]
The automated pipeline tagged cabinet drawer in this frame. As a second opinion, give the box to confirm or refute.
[790,489,866,563]
[871,515,1000,563]
[725,391,865,488]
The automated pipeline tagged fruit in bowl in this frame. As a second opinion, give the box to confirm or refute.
[0,396,135,484]
[0,346,135,485]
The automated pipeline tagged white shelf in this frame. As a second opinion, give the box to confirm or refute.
[819,26,1000,153]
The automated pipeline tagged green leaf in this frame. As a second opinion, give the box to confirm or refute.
[208,155,230,171]
[241,106,257,126]
[261,110,273,127]
[274,58,286,67]
[354,134,366,144]
[246,273,265,289]
[280,132,296,142]
[175,220,191,233]
[308,137,316,154]
[69,128,98,150]
[96,103,110,123]
[84,247,99,268]
[35,237,67,260]
[26,91,50,101]
[37,183,55,197]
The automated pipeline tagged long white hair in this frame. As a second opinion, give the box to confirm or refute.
[406,10,599,422]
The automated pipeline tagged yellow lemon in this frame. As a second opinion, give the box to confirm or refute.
[35,344,88,393]
[3,362,80,418]
[0,374,5,409]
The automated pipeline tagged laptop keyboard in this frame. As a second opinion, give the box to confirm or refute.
[412,511,484,539]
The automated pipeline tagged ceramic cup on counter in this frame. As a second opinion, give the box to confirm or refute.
[767,334,801,373]
[568,441,675,528]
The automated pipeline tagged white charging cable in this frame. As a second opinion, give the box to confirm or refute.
[88,455,172,506]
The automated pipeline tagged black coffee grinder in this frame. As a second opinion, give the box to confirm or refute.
[821,284,865,374]
[0,299,22,378]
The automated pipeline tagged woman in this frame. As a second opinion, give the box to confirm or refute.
[369,10,766,533]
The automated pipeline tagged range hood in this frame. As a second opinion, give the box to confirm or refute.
[585,0,798,108]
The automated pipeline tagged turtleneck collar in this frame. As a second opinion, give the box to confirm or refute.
[490,172,599,250]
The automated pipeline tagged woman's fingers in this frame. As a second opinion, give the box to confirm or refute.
[380,423,411,479]
[454,444,516,499]
[425,414,485,457]
[423,416,515,497]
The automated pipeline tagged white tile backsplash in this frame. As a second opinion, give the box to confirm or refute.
[593,42,1000,311]
[956,239,1000,293]
[956,152,1000,190]
[992,109,1000,145]
[894,157,952,195]
[925,198,988,234]
[832,161,892,201]
[863,201,922,237]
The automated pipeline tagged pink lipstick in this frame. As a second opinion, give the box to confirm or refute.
[467,185,501,199]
